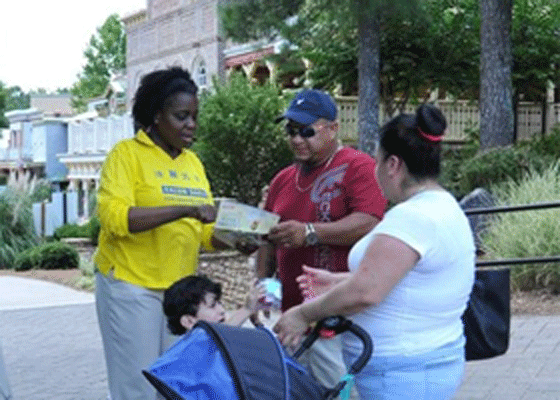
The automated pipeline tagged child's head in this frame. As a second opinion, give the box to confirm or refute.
[164,275,226,335]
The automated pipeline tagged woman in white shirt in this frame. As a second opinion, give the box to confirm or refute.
[274,104,475,400]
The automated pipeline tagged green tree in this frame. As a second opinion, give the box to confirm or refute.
[194,73,293,205]
[222,0,475,155]
[0,82,8,128]
[223,0,560,150]
[71,14,126,111]
[287,0,479,113]
[5,86,30,111]
[512,0,560,137]
[220,0,304,42]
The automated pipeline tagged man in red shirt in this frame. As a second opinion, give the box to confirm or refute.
[255,89,386,391]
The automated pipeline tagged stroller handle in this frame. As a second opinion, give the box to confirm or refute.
[293,316,373,374]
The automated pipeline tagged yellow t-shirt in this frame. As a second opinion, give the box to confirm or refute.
[94,129,215,289]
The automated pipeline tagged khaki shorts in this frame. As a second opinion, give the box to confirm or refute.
[297,336,359,400]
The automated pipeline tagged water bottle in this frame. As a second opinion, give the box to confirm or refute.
[257,277,282,310]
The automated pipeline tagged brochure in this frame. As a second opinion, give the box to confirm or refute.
[215,199,280,234]
[213,199,280,248]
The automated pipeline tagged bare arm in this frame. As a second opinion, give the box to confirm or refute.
[227,281,267,326]
[226,307,253,326]
[274,234,419,346]
[297,265,352,299]
[128,204,216,233]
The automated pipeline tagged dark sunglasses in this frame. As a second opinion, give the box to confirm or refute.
[285,124,316,138]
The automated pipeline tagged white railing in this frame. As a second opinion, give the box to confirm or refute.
[67,114,135,154]
[336,97,560,143]
[0,147,34,163]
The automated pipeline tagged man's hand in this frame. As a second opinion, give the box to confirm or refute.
[268,220,307,248]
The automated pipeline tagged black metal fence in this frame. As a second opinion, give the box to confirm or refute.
[465,201,560,268]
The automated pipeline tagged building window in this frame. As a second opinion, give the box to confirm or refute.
[196,60,207,88]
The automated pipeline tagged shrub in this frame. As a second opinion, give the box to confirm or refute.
[14,241,79,271]
[440,126,560,199]
[75,257,96,291]
[13,248,41,271]
[482,163,560,292]
[456,146,530,197]
[54,223,89,239]
[0,179,41,269]
[526,124,560,157]
[54,216,100,244]
[440,143,478,198]
[194,73,293,206]
[87,216,101,245]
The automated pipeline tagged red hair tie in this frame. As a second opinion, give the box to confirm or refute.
[417,127,442,143]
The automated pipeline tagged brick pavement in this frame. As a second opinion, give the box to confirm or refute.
[455,315,560,400]
[0,276,559,399]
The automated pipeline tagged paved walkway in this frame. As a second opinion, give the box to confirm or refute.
[0,276,559,399]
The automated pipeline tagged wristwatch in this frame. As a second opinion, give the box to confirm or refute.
[304,223,319,246]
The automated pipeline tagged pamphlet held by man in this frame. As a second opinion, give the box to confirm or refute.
[213,199,280,248]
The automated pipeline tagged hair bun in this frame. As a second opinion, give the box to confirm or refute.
[416,104,446,140]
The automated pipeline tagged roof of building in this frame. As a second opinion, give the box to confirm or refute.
[5,108,43,123]
[30,93,74,117]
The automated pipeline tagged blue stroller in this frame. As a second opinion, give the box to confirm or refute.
[143,316,372,400]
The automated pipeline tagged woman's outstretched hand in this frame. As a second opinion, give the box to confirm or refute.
[296,265,338,300]
[273,306,309,349]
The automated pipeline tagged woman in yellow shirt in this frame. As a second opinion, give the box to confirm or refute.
[95,67,222,400]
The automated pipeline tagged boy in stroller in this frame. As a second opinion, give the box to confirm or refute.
[163,275,268,334]
[145,275,372,400]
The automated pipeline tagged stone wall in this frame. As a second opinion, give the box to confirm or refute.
[198,251,255,310]
[63,239,255,310]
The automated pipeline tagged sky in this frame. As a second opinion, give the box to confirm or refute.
[0,0,146,93]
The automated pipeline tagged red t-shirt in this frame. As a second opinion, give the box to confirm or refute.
[265,147,387,311]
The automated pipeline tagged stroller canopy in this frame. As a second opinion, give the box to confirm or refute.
[144,321,327,400]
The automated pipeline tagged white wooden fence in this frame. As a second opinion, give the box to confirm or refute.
[65,101,560,153]
[337,97,560,144]
[67,114,134,154]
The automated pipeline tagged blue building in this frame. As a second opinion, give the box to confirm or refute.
[32,119,69,190]
[0,109,69,191]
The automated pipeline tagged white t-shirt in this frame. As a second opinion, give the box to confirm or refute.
[344,189,475,356]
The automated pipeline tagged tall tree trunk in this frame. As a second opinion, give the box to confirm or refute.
[357,4,380,157]
[479,0,514,149]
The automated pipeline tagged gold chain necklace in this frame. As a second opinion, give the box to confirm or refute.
[295,147,341,192]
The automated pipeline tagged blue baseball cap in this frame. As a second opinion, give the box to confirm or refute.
[276,89,337,125]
